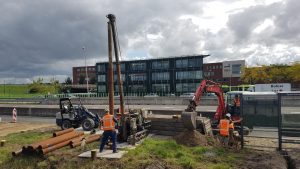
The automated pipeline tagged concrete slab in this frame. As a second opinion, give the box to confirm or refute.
[78,149,127,159]
[117,142,136,150]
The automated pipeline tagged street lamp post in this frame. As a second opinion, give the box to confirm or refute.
[82,47,89,93]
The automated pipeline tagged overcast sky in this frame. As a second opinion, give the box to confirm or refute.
[0,0,299,84]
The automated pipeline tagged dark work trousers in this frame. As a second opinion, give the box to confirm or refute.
[99,130,117,152]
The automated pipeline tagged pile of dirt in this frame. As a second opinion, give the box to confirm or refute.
[174,130,208,147]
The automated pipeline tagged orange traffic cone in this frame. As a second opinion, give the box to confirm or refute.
[12,108,17,123]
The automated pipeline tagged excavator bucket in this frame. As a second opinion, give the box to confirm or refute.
[181,111,197,130]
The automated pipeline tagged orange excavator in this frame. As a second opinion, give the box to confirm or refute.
[181,79,244,134]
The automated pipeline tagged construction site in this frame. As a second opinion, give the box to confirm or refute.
[0,14,300,169]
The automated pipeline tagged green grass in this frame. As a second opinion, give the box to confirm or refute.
[0,131,245,169]
[0,84,58,98]
[122,138,240,169]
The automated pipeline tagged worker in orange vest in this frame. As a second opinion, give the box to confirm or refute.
[99,109,118,153]
[233,95,241,115]
[218,113,233,147]
[233,95,240,107]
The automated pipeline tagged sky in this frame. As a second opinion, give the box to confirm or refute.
[0,0,299,84]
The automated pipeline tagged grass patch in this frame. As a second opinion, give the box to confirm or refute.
[122,138,239,169]
[0,131,245,169]
[0,84,59,98]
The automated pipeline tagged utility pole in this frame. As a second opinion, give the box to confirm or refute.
[83,47,89,93]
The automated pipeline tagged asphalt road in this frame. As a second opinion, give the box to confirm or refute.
[0,115,55,124]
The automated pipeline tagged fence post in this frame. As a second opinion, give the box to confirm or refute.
[278,93,282,151]
[240,94,244,149]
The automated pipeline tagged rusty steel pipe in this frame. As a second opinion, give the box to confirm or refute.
[53,128,74,137]
[12,149,22,156]
[108,22,114,115]
[86,134,101,144]
[37,131,84,149]
[40,139,70,155]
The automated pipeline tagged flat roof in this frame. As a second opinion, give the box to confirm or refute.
[96,54,210,63]
[227,91,277,96]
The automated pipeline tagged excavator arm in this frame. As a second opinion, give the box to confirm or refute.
[182,79,226,130]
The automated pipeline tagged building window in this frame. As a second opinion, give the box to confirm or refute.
[113,63,125,72]
[114,74,126,82]
[98,85,106,92]
[129,85,147,92]
[77,68,80,72]
[176,59,188,68]
[152,61,169,69]
[129,73,147,81]
[97,75,106,82]
[176,71,203,80]
[176,58,202,68]
[176,83,198,92]
[232,64,241,74]
[152,72,170,81]
[114,85,126,92]
[130,62,146,71]
[152,84,170,92]
[97,64,106,72]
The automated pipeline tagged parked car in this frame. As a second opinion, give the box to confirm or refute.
[179,93,194,98]
[144,93,159,97]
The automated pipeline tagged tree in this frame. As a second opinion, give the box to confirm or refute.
[65,77,72,84]
[241,64,297,84]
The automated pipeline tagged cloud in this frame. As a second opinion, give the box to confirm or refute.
[0,0,299,84]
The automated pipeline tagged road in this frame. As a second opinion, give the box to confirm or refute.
[0,115,55,124]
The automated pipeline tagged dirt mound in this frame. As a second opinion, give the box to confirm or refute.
[174,130,208,147]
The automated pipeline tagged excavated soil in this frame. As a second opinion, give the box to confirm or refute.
[174,130,208,147]
[238,151,288,169]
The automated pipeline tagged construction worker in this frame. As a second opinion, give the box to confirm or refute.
[218,113,232,147]
[233,95,241,115]
[99,109,118,153]
[233,95,240,107]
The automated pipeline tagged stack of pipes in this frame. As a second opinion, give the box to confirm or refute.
[12,128,102,156]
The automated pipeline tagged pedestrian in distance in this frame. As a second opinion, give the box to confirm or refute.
[99,109,118,153]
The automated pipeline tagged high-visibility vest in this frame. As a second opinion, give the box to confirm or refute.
[102,114,115,131]
[234,98,240,107]
[220,119,229,136]
[229,122,234,129]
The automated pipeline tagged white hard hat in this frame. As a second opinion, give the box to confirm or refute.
[225,113,231,118]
